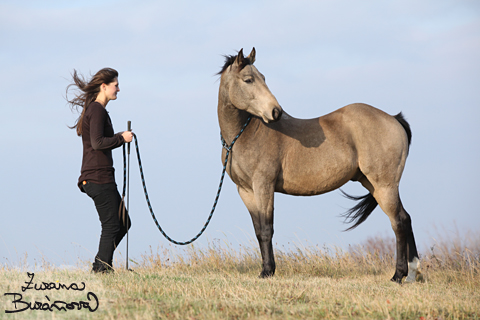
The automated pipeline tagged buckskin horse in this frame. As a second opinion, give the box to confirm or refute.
[217,48,420,283]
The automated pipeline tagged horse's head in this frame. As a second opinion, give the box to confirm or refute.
[219,48,283,123]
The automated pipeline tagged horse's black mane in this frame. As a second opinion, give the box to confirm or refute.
[216,53,252,75]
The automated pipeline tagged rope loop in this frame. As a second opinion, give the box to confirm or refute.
[121,116,251,245]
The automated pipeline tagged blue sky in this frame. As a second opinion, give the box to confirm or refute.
[1,0,479,269]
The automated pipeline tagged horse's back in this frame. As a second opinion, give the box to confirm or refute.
[274,103,409,195]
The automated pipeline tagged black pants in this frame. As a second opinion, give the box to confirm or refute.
[82,182,131,271]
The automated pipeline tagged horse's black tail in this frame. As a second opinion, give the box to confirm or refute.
[340,190,378,231]
[394,112,412,150]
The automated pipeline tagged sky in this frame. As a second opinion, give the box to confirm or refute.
[1,0,479,270]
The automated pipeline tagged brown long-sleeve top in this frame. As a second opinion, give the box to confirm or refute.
[77,101,125,191]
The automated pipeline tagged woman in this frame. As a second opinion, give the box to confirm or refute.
[67,68,133,273]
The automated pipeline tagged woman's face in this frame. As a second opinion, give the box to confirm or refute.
[104,78,120,101]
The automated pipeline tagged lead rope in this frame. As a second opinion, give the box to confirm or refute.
[121,116,251,245]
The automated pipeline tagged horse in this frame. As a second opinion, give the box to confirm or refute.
[217,48,420,284]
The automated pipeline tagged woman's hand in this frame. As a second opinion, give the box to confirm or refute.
[122,131,133,143]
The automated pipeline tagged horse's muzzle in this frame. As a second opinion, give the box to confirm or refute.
[272,107,283,122]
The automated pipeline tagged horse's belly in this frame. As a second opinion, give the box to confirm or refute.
[277,171,352,196]
[276,149,358,196]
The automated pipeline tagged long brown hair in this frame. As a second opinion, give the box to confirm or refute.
[66,68,119,136]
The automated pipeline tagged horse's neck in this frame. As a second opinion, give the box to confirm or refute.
[217,101,250,145]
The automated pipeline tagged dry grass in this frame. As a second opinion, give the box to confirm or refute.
[1,233,479,320]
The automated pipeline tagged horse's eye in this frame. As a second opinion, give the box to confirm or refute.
[244,78,253,84]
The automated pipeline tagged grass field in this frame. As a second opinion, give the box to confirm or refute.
[1,233,479,320]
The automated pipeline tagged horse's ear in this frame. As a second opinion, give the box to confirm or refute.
[234,48,244,68]
[247,47,256,64]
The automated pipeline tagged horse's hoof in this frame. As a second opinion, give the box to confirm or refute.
[405,271,424,284]
[405,257,421,283]
[390,275,403,284]
[259,270,274,278]
[416,272,425,283]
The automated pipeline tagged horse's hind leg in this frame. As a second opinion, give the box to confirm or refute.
[375,187,419,283]
[238,186,276,278]
[359,177,420,283]
[390,205,420,283]
[403,206,420,283]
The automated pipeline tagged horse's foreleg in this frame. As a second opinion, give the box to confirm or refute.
[238,186,276,278]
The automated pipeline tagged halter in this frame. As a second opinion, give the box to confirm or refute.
[220,116,252,151]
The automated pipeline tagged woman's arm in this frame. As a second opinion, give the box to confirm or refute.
[89,106,125,151]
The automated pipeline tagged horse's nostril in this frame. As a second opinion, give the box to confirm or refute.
[272,107,282,121]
